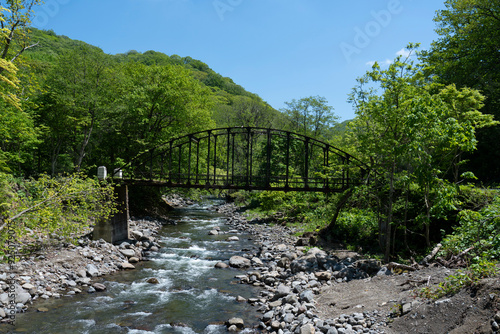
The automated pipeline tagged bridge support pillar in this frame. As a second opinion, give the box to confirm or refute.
[93,184,129,243]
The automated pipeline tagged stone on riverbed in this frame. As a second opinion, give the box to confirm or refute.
[119,249,136,258]
[227,236,239,242]
[16,292,31,304]
[121,262,136,269]
[251,257,264,266]
[208,230,219,235]
[300,323,315,334]
[229,256,251,268]
[86,263,100,277]
[146,277,159,284]
[315,271,332,281]
[227,317,245,329]
[92,283,106,291]
[275,284,291,298]
[130,230,143,240]
[215,262,229,269]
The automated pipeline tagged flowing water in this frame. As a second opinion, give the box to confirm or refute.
[4,199,262,333]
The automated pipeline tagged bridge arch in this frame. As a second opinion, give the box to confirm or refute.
[122,127,368,193]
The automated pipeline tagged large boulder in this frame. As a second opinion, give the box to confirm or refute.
[119,249,136,258]
[229,256,251,268]
[290,248,333,274]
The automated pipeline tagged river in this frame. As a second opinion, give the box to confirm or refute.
[5,199,262,333]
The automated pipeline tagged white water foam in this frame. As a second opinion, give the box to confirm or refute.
[204,324,227,333]
[126,311,153,317]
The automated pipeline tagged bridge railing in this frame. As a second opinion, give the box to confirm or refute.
[122,127,368,193]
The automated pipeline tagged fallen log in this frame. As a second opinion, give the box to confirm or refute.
[420,243,442,266]
[387,262,417,272]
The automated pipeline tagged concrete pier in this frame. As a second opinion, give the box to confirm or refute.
[93,184,129,243]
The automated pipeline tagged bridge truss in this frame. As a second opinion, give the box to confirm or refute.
[122,127,368,193]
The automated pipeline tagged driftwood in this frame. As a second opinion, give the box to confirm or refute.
[435,246,474,268]
[387,262,417,272]
[399,275,432,288]
[420,243,442,266]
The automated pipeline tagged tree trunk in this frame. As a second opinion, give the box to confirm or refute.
[385,164,395,262]
[321,188,354,237]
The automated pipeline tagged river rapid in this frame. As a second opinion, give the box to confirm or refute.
[5,199,262,334]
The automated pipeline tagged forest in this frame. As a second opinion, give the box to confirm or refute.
[0,0,499,276]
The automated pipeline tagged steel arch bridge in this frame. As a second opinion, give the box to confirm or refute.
[121,127,368,193]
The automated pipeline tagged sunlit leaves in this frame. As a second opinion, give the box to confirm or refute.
[0,173,116,256]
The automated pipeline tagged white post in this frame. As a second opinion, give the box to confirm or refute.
[97,166,107,180]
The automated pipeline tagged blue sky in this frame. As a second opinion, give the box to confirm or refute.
[31,0,446,121]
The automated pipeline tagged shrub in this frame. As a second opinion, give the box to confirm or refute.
[0,173,116,259]
[441,194,500,262]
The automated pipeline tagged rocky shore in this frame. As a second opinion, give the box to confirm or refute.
[2,197,498,333]
[212,203,500,334]
[210,203,392,334]
[0,218,164,324]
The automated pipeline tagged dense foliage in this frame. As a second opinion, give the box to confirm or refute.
[0,172,116,257]
[0,0,499,267]
[421,0,500,182]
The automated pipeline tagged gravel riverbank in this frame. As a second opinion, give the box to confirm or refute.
[211,202,392,334]
[2,198,499,334]
[0,218,164,325]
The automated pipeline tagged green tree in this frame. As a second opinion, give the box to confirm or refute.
[347,45,495,260]
[107,62,215,167]
[213,95,282,128]
[36,45,113,173]
[0,0,41,108]
[281,96,338,139]
[420,0,500,182]
[0,1,41,174]
[0,173,116,257]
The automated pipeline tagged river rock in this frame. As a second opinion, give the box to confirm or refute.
[121,262,136,269]
[314,271,332,281]
[214,262,229,269]
[208,230,219,235]
[276,284,291,298]
[227,317,245,329]
[271,320,281,330]
[37,307,49,313]
[227,236,239,242]
[147,278,159,284]
[300,323,315,334]
[300,290,315,303]
[0,293,8,304]
[92,283,106,291]
[22,283,35,290]
[86,264,100,277]
[229,256,251,268]
[263,310,274,322]
[120,249,136,258]
[130,230,143,240]
[251,257,264,266]
[77,269,87,278]
[16,292,31,304]
[129,257,139,263]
